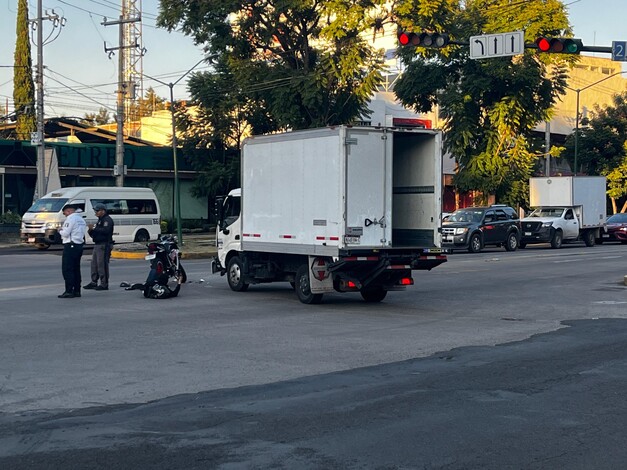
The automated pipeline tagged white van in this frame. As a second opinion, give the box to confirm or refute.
[20,187,161,250]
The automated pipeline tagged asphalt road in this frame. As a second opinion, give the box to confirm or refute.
[1,242,627,468]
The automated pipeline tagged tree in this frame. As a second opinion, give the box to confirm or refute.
[135,87,168,118]
[81,107,112,127]
[563,92,627,213]
[13,0,36,141]
[157,0,388,198]
[393,0,572,208]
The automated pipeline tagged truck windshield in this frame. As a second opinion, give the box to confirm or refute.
[529,208,564,218]
[26,198,69,213]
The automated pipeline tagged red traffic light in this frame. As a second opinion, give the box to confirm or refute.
[397,31,449,48]
[535,37,582,54]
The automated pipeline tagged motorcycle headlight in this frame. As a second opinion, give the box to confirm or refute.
[542,221,553,227]
[454,227,468,235]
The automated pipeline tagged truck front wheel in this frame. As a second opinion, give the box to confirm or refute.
[227,256,249,292]
[583,230,596,247]
[550,230,563,249]
[295,265,323,304]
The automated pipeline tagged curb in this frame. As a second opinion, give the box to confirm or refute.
[111,250,216,260]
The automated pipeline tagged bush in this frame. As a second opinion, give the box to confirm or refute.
[0,211,21,224]
[160,220,170,233]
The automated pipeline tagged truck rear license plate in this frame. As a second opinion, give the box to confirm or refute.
[344,235,360,245]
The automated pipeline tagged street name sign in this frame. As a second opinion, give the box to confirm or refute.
[470,31,524,59]
[612,41,627,61]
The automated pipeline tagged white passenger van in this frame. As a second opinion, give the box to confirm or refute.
[20,187,161,250]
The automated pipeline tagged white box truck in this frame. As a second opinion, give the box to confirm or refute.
[519,176,607,248]
[212,126,447,304]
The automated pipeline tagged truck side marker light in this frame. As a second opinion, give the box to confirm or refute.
[280,234,294,238]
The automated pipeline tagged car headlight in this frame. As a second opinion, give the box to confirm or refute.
[454,227,468,235]
[542,221,553,227]
[45,222,62,229]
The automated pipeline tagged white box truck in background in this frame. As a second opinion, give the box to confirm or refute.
[212,125,447,304]
[519,176,607,248]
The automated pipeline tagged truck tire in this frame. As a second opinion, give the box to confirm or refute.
[505,232,518,252]
[550,230,563,249]
[295,264,323,304]
[468,233,482,253]
[583,230,596,247]
[227,256,249,292]
[360,287,387,302]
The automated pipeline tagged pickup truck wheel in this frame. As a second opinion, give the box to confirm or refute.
[35,243,50,250]
[550,230,563,249]
[227,256,249,292]
[360,287,387,303]
[505,232,518,252]
[295,264,323,304]
[468,233,482,253]
[583,230,596,247]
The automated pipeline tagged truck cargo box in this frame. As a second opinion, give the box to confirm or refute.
[240,126,443,257]
[529,176,606,227]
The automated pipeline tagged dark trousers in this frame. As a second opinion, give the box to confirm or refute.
[90,243,111,288]
[62,243,84,294]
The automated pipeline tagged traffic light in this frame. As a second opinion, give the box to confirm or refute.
[535,37,583,54]
[397,31,449,48]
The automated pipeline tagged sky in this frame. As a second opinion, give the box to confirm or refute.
[0,0,625,120]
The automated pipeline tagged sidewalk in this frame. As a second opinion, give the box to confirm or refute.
[111,232,217,260]
[0,232,217,260]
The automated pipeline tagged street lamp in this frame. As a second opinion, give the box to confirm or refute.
[144,57,208,244]
[569,71,627,175]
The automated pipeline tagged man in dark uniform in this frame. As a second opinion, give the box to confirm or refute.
[84,203,114,291]
[58,204,87,298]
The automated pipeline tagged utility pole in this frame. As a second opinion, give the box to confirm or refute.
[31,0,65,200]
[103,13,140,187]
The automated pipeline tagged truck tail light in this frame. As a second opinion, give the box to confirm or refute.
[398,277,413,286]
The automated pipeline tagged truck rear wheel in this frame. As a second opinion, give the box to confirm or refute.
[227,256,249,292]
[360,287,387,303]
[583,230,596,247]
[295,265,323,304]
[550,230,563,249]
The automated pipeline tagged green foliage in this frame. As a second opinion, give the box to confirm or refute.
[160,219,170,233]
[81,107,112,127]
[0,211,22,224]
[157,0,389,198]
[393,0,573,208]
[13,0,36,140]
[562,93,627,212]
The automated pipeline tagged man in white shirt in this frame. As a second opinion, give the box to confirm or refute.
[58,204,87,298]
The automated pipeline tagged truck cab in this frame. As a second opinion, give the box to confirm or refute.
[213,188,241,274]
[520,207,584,248]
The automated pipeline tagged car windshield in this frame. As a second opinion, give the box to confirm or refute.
[607,213,627,224]
[26,198,69,213]
[528,208,564,218]
[448,209,483,223]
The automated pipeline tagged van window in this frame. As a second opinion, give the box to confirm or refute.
[91,198,158,215]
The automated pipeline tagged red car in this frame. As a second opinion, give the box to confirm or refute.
[603,213,627,244]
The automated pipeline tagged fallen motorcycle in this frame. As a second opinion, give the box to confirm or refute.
[121,234,187,298]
